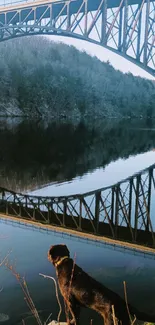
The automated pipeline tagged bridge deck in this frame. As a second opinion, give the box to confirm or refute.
[0,0,154,14]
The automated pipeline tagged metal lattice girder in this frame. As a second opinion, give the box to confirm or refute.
[0,0,154,76]
[1,163,155,248]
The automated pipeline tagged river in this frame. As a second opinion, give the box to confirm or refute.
[0,117,155,325]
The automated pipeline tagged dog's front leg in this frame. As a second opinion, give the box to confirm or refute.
[102,311,112,325]
[70,304,80,325]
[64,299,71,325]
[64,297,80,325]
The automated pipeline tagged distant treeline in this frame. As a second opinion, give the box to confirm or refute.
[0,37,155,119]
[0,118,155,191]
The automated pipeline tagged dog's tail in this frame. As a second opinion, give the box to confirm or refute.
[129,304,155,323]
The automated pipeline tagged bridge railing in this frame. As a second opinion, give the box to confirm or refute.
[0,0,34,6]
[0,163,155,247]
[0,0,60,7]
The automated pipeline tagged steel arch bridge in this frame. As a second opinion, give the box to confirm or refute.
[0,0,155,76]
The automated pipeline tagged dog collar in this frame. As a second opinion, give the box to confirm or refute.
[55,256,69,267]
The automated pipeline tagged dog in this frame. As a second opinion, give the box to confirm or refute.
[48,244,155,325]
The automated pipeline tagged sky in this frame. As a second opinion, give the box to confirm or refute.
[47,35,155,81]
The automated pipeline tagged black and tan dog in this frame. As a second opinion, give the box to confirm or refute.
[48,244,155,325]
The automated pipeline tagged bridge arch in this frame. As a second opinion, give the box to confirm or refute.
[0,0,155,77]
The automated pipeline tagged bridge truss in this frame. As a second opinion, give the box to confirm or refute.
[0,0,155,76]
[0,163,155,248]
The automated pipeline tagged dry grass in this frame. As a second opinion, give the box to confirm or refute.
[5,260,43,325]
[39,273,62,324]
[123,281,136,325]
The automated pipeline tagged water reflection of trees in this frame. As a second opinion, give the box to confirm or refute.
[0,118,155,191]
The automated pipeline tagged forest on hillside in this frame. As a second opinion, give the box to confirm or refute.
[0,118,155,191]
[0,36,155,119]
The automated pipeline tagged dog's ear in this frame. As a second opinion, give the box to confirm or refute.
[62,244,70,257]
[47,246,52,263]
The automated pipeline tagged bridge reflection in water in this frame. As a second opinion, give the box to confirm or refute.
[0,163,155,248]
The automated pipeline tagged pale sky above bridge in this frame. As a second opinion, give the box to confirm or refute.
[47,35,155,80]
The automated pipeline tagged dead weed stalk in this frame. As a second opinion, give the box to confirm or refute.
[5,260,42,325]
[39,272,62,324]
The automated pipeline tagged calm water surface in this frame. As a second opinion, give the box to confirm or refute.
[1,219,155,325]
[1,118,155,324]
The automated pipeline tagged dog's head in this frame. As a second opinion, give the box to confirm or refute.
[48,244,70,266]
